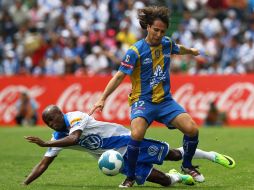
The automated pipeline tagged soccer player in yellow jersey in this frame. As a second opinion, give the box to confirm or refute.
[90,6,202,187]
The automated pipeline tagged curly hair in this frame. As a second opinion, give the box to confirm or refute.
[137,6,170,30]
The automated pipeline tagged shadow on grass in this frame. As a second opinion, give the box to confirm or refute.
[43,183,233,189]
[44,183,168,189]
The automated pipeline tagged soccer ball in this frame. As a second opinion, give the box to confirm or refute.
[98,150,124,176]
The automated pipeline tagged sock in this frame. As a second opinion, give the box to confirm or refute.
[177,147,215,161]
[166,174,181,185]
[126,139,141,179]
[182,133,199,168]
[193,149,215,160]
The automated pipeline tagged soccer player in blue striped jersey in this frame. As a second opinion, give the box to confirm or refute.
[90,6,203,187]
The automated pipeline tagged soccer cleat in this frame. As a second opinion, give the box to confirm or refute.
[167,169,195,185]
[181,166,205,183]
[119,177,135,188]
[211,151,236,168]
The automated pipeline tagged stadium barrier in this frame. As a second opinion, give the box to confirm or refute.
[0,74,253,127]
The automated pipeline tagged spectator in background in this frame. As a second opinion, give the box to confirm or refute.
[223,9,241,36]
[68,12,88,37]
[0,10,17,43]
[2,50,19,75]
[181,11,199,34]
[220,35,240,68]
[199,9,222,38]
[116,19,137,50]
[0,0,254,75]
[45,50,65,75]
[172,24,193,48]
[9,0,29,27]
[223,58,246,74]
[27,1,48,29]
[204,101,227,126]
[84,45,109,75]
[15,91,38,126]
[244,20,254,41]
[238,32,254,72]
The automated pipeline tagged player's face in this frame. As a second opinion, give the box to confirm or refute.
[45,112,66,132]
[146,19,167,46]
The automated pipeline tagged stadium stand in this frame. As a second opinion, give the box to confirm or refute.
[0,0,253,76]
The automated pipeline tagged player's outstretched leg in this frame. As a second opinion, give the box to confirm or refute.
[146,168,193,187]
[176,147,236,169]
[166,169,195,185]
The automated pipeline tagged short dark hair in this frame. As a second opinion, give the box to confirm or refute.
[42,105,61,122]
[137,6,170,30]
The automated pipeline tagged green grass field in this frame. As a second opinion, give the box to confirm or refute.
[0,126,253,190]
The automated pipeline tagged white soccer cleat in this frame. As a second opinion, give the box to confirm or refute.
[167,169,195,185]
[181,166,205,183]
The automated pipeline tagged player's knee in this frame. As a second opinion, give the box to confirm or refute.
[131,131,144,141]
[131,127,147,141]
[188,127,198,137]
[184,121,199,137]
[172,149,182,161]
[166,149,182,161]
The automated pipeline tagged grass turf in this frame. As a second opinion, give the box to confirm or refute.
[0,126,253,190]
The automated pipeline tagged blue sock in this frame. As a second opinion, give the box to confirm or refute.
[182,133,199,168]
[126,139,141,179]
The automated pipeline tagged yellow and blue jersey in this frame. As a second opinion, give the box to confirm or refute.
[119,36,180,105]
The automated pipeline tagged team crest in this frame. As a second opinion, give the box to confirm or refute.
[79,134,102,150]
[155,49,160,58]
[148,145,159,156]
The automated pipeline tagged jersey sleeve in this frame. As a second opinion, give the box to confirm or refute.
[44,136,63,157]
[164,36,180,55]
[171,39,180,54]
[118,47,139,75]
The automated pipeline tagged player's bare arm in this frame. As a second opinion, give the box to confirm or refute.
[89,71,126,115]
[25,130,82,147]
[178,44,200,56]
[23,156,56,185]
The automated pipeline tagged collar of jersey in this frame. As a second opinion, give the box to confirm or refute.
[63,114,71,129]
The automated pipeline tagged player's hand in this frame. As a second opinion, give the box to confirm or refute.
[89,100,105,115]
[24,136,47,147]
[190,48,200,56]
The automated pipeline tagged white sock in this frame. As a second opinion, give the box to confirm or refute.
[177,147,215,161]
[166,174,181,185]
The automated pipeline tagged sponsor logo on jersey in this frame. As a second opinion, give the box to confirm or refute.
[148,145,159,156]
[70,118,82,126]
[143,58,152,65]
[79,134,102,150]
[150,65,166,87]
[133,110,143,115]
[121,62,134,69]
[155,49,160,58]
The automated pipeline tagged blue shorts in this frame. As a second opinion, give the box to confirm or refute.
[121,138,169,185]
[130,98,186,128]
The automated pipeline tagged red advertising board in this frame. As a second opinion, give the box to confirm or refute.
[0,75,253,126]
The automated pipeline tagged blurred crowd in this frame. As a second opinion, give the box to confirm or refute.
[0,0,254,76]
